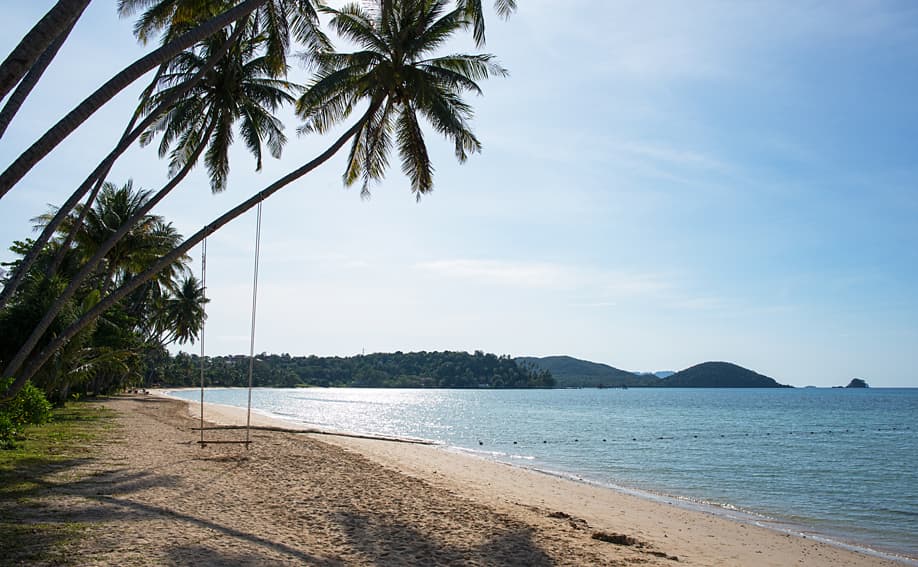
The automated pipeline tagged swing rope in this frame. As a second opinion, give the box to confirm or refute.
[245,202,263,445]
[199,232,207,446]
[196,203,262,448]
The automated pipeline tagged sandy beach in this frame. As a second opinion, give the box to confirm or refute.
[25,393,910,566]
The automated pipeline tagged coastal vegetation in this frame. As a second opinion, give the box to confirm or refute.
[0,377,52,448]
[0,0,513,407]
[154,350,555,388]
[0,181,208,416]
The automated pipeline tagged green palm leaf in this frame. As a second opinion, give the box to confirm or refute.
[297,0,506,198]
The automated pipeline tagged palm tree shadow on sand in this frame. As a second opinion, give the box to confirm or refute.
[333,509,555,566]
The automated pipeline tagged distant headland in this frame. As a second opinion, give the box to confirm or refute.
[516,356,792,388]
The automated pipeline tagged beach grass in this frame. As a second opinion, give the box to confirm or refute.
[0,401,115,564]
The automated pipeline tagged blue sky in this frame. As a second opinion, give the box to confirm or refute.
[2,1,917,386]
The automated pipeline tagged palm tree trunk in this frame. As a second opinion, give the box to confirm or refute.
[42,62,171,280]
[0,5,85,139]
[0,23,247,312]
[0,0,268,200]
[0,119,216,392]
[0,0,89,103]
[45,63,169,279]
[2,100,382,401]
[4,133,206,398]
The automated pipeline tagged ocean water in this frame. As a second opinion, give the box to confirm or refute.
[169,387,918,561]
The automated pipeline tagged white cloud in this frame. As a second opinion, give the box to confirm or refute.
[615,141,731,174]
[416,258,675,301]
[417,259,574,288]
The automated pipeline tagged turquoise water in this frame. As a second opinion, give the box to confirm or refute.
[170,387,918,561]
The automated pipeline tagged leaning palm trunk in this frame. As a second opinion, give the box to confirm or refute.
[0,23,247,312]
[1,100,381,401]
[0,0,89,102]
[0,124,213,394]
[44,63,172,279]
[0,4,86,139]
[0,0,268,200]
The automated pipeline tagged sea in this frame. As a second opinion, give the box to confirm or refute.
[168,387,918,562]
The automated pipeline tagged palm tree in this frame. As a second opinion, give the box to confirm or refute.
[138,29,298,192]
[0,0,269,200]
[0,14,252,309]
[3,182,197,402]
[0,0,313,308]
[298,0,507,198]
[32,181,182,290]
[0,0,515,307]
[158,274,208,346]
[1,28,297,392]
[67,181,163,288]
[119,0,330,75]
[3,0,507,400]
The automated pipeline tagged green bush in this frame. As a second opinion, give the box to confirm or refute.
[0,413,14,449]
[0,378,53,448]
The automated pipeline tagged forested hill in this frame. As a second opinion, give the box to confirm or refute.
[663,362,791,388]
[514,356,659,388]
[156,350,555,389]
[516,357,791,388]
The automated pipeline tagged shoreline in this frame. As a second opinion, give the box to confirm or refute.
[156,389,915,566]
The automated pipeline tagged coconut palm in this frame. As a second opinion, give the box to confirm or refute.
[157,274,208,346]
[0,0,515,309]
[3,183,198,402]
[4,0,506,401]
[69,182,163,287]
[0,27,296,390]
[1,24,294,365]
[0,8,254,308]
[138,29,299,192]
[3,179,190,395]
[0,21,249,311]
[118,0,329,75]
[0,0,268,200]
[299,0,507,197]
[33,181,191,292]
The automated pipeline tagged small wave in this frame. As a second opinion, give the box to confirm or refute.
[451,446,512,458]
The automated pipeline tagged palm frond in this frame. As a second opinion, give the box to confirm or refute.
[321,3,389,53]
[395,102,433,197]
[205,114,234,192]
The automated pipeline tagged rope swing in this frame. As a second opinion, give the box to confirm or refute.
[199,232,207,446]
[245,202,263,444]
[197,203,263,448]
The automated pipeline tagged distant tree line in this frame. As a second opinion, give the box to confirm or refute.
[152,350,556,389]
